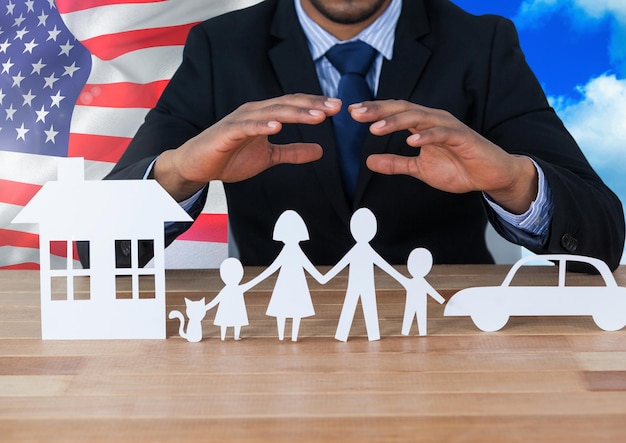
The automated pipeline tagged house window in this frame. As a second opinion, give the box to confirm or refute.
[139,274,156,299]
[51,276,67,301]
[49,239,91,301]
[50,240,70,271]
[114,239,157,300]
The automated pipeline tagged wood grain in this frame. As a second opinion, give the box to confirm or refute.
[1,266,626,442]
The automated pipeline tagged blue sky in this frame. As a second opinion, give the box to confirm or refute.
[454,0,626,262]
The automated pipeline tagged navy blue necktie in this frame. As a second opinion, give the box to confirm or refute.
[326,41,377,200]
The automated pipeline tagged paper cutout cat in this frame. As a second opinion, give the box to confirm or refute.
[169,297,207,343]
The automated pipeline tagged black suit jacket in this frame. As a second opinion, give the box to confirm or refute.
[106,0,625,269]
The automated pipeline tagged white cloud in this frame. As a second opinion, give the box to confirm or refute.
[551,74,626,168]
[517,0,626,19]
[569,0,626,19]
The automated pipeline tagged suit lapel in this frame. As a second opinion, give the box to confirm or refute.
[354,0,432,206]
[269,0,352,221]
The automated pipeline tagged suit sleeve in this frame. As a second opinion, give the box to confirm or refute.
[480,18,624,271]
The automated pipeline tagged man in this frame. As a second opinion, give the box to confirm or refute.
[103,0,625,270]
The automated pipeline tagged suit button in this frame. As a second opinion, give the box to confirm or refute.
[561,234,578,252]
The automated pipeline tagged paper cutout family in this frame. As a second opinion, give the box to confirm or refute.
[169,208,446,343]
[13,158,626,341]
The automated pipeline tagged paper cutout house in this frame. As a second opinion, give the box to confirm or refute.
[12,157,192,339]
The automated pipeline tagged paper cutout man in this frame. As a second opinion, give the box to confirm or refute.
[321,208,407,342]
[246,210,325,341]
[398,248,446,336]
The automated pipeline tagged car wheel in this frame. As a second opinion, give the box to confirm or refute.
[592,312,626,332]
[470,311,509,332]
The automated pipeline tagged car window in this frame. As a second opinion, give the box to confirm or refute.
[564,271,612,287]
[507,264,559,287]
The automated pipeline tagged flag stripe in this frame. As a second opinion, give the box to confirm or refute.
[0,263,40,271]
[70,106,148,138]
[0,152,61,185]
[0,180,43,208]
[56,0,167,14]
[177,213,228,243]
[60,0,257,41]
[80,24,197,61]
[77,80,169,108]
[68,134,131,163]
[0,228,39,249]
[88,47,183,85]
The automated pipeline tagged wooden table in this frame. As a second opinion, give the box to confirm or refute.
[1,265,626,442]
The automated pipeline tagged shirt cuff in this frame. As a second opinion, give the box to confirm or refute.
[483,159,553,237]
[144,157,205,212]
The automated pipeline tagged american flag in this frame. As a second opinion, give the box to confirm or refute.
[1,0,260,270]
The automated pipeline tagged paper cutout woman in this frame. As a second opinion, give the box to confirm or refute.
[320,208,407,342]
[246,210,325,341]
[398,248,445,336]
[205,257,257,340]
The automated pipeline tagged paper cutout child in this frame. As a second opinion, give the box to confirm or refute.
[205,257,257,340]
[168,297,208,343]
[246,210,325,341]
[398,248,445,336]
[320,208,407,342]
[168,257,256,342]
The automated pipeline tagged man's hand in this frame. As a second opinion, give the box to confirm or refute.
[154,94,341,201]
[350,100,538,214]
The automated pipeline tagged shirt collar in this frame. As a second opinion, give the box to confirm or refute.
[294,0,401,62]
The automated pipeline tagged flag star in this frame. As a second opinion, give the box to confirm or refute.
[43,73,59,89]
[0,88,5,104]
[44,124,58,143]
[5,105,16,120]
[0,39,10,53]
[63,62,80,77]
[47,25,61,42]
[47,0,55,9]
[59,40,73,56]
[12,14,26,27]
[23,38,38,54]
[50,90,65,108]
[6,1,15,15]
[37,12,48,27]
[1,58,13,74]
[31,58,46,74]
[12,71,25,87]
[13,14,26,28]
[16,122,29,141]
[25,0,35,13]
[14,28,28,40]
[22,89,36,106]
[35,105,49,123]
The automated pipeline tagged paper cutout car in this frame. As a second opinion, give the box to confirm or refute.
[444,254,626,332]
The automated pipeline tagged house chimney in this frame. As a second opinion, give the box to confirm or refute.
[57,157,85,182]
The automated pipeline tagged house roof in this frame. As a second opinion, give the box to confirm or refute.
[13,162,192,237]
